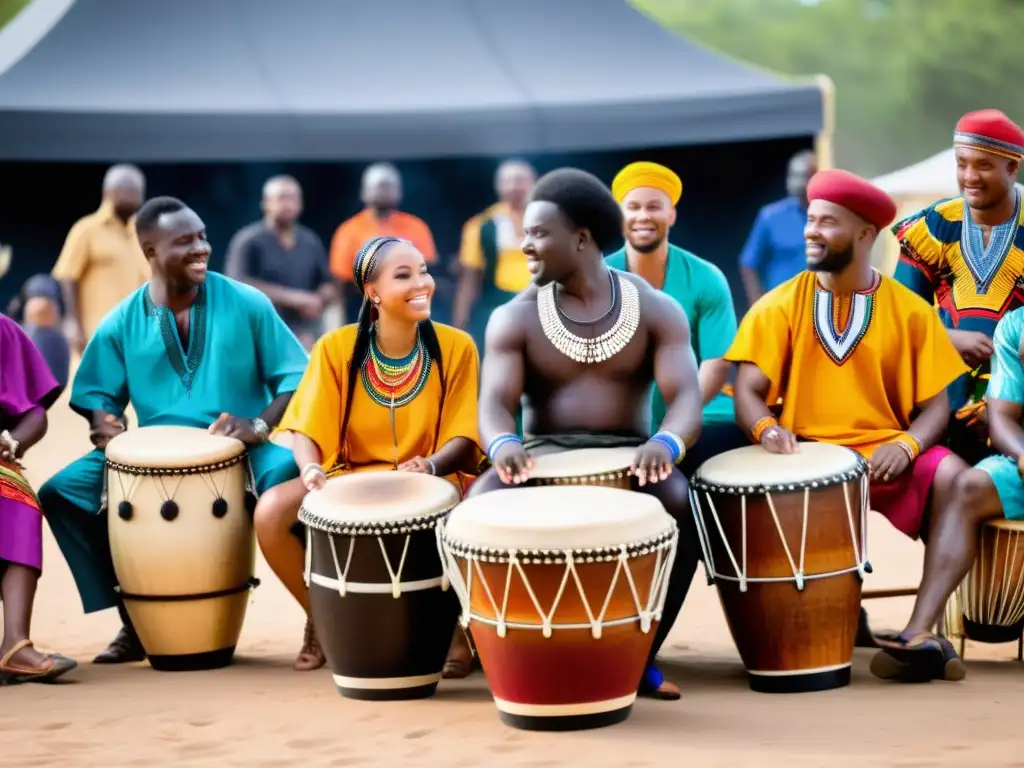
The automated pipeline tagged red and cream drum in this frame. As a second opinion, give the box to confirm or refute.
[105,426,257,671]
[300,471,461,700]
[690,442,869,693]
[439,485,677,731]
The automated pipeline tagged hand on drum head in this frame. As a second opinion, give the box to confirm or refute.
[90,412,125,451]
[397,456,431,474]
[759,424,798,454]
[209,413,258,444]
[868,443,911,483]
[630,441,672,486]
[493,444,534,485]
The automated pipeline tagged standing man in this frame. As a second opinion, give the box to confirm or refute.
[224,176,337,350]
[51,165,150,355]
[452,159,536,351]
[893,109,1024,465]
[39,197,309,665]
[329,163,437,323]
[606,162,747,471]
[739,149,817,307]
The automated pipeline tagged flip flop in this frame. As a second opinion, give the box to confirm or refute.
[872,630,966,683]
[0,640,78,685]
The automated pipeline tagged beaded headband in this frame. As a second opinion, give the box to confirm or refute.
[353,236,403,296]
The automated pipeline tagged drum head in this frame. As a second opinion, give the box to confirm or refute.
[105,425,245,468]
[693,442,864,491]
[443,485,674,553]
[300,470,460,534]
[529,447,636,480]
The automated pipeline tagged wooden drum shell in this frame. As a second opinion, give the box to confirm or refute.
[307,525,459,701]
[694,478,867,693]
[106,457,253,671]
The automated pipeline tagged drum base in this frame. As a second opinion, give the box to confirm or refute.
[748,665,851,694]
[148,646,236,672]
[333,674,440,702]
[498,704,632,732]
[963,618,1024,645]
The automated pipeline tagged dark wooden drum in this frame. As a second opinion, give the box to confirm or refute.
[299,471,461,701]
[439,485,677,731]
[690,442,869,693]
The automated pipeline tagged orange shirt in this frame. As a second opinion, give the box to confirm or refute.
[329,208,437,282]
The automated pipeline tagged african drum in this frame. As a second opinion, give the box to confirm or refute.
[942,519,1024,658]
[528,447,637,489]
[105,426,255,671]
[690,442,869,693]
[299,471,461,701]
[439,485,677,731]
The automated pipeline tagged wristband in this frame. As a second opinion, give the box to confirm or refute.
[650,431,685,465]
[891,433,921,462]
[487,433,522,463]
[751,416,778,443]
[424,457,437,476]
[302,463,326,483]
[250,417,270,443]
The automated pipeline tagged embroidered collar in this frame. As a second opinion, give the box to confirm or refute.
[143,283,208,390]
[961,187,1021,293]
[812,273,878,365]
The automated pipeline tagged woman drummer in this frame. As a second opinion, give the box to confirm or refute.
[256,236,484,672]
[0,313,77,684]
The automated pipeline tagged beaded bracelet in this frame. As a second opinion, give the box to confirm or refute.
[890,433,921,462]
[487,433,523,463]
[751,416,778,443]
[302,463,326,483]
[650,430,686,465]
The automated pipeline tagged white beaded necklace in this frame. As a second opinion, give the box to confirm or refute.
[537,272,641,363]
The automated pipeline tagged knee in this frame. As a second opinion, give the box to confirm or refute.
[254,482,300,537]
[645,470,691,523]
[950,469,1001,517]
[466,467,505,498]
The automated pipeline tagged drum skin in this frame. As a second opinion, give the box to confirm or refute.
[527,448,634,491]
[453,551,661,731]
[308,525,459,701]
[106,443,253,672]
[948,519,1024,644]
[697,480,866,693]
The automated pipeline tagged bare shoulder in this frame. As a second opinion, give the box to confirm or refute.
[485,287,537,349]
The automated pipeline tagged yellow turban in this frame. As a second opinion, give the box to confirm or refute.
[611,162,682,205]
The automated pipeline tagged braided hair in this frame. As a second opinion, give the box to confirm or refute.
[336,237,447,467]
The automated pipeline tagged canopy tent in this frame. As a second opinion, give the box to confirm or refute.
[0,0,824,162]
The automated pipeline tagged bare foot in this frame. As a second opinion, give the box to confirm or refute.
[442,627,475,679]
[293,618,326,671]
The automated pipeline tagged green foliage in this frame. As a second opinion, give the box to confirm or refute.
[631,0,1024,176]
[0,0,31,30]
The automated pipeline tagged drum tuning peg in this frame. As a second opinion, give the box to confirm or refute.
[160,499,179,522]
[117,500,133,521]
[864,561,873,574]
[212,498,229,519]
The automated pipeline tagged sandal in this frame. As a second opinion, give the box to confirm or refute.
[872,630,966,683]
[637,665,681,701]
[0,639,78,685]
[293,619,326,672]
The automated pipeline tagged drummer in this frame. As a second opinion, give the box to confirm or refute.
[726,170,970,668]
[39,197,310,666]
[453,168,704,700]
[259,236,484,672]
[605,162,748,471]
[871,304,1024,682]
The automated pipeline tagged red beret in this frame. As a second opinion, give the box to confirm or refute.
[806,169,897,230]
[954,109,1024,160]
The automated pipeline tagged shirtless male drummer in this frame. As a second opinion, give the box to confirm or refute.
[445,168,704,699]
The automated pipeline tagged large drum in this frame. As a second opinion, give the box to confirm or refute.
[527,447,637,489]
[299,471,461,701]
[105,425,256,671]
[690,442,869,693]
[942,519,1024,659]
[439,485,677,731]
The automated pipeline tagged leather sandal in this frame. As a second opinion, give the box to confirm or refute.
[293,618,326,671]
[0,639,78,685]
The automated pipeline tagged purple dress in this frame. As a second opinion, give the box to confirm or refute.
[0,314,61,572]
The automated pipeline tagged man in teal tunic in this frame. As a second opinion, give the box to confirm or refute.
[605,162,748,474]
[40,197,309,664]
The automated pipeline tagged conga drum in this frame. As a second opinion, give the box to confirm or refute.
[689,442,869,693]
[942,519,1024,659]
[439,485,677,731]
[299,471,461,701]
[105,426,256,671]
[527,447,637,489]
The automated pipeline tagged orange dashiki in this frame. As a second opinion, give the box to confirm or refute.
[725,270,968,460]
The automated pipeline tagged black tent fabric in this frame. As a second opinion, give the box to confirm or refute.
[0,0,823,162]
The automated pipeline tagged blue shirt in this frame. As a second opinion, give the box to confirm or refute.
[739,197,808,294]
[71,272,309,427]
[988,307,1024,406]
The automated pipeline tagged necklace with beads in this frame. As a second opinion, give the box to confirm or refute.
[360,326,432,408]
[537,270,640,363]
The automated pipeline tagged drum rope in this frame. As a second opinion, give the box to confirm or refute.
[1003,535,1024,625]
[327,534,356,597]
[687,489,716,583]
[154,474,185,504]
[763,491,804,590]
[841,480,868,580]
[113,470,141,505]
[303,526,312,588]
[703,493,745,590]
[377,534,412,599]
[197,468,227,503]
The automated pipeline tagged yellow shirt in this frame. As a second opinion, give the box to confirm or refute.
[51,201,151,340]
[725,271,969,459]
[276,323,483,481]
[458,203,530,294]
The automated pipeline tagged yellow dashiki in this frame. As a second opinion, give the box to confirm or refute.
[892,189,1024,411]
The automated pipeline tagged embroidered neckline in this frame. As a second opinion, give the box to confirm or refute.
[961,187,1021,294]
[143,284,208,390]
[812,277,877,365]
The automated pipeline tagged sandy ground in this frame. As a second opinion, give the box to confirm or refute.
[4,380,1024,767]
